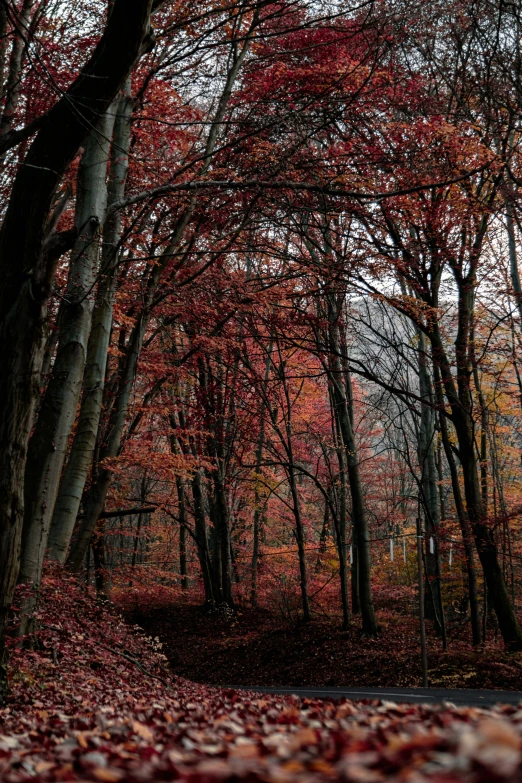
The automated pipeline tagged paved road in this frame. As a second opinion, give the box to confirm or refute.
[231,685,522,708]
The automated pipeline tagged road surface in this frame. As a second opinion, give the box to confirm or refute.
[231,685,522,708]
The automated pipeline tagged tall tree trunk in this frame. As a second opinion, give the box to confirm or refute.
[131,513,143,571]
[213,470,233,607]
[288,460,312,623]
[251,342,273,606]
[18,109,115,627]
[275,350,312,623]
[417,330,446,643]
[176,477,189,590]
[48,82,133,562]
[328,315,378,636]
[506,197,522,326]
[66,311,146,572]
[328,382,350,629]
[0,0,152,696]
[171,404,214,603]
[191,468,214,604]
[434,367,481,645]
[431,312,522,649]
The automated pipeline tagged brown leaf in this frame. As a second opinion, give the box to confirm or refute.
[34,761,55,773]
[289,727,318,750]
[229,743,259,759]
[477,718,521,749]
[132,720,154,743]
[92,767,124,782]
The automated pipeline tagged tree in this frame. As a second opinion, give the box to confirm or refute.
[0,0,153,695]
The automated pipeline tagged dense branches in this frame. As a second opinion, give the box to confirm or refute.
[2,0,522,699]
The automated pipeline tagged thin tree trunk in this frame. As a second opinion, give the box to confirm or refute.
[328,381,350,629]
[191,468,214,604]
[288,461,312,623]
[328,315,378,636]
[176,477,189,590]
[131,514,143,570]
[506,197,522,326]
[434,368,482,645]
[171,403,213,603]
[251,342,273,606]
[274,348,312,623]
[417,330,446,644]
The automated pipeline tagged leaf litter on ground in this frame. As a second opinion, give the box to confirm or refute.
[2,571,522,782]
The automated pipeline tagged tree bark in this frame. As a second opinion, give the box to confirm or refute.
[328,313,378,636]
[434,366,482,645]
[18,109,116,624]
[0,0,152,694]
[48,82,134,562]
[328,382,351,629]
[177,478,189,591]
[251,344,273,606]
[416,330,446,644]
[66,310,146,572]
[93,520,109,601]
[430,290,522,649]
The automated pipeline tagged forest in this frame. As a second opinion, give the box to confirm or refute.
[2,0,522,779]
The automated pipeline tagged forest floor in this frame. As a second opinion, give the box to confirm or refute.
[4,574,522,782]
[125,598,522,692]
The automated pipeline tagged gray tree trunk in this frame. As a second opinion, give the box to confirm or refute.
[66,310,146,572]
[18,109,115,611]
[48,84,133,562]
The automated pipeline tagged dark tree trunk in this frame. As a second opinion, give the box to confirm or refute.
[328,314,378,636]
[0,0,152,695]
[431,309,522,649]
[93,521,109,602]
[176,477,189,590]
[328,382,350,629]
[435,385,482,645]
